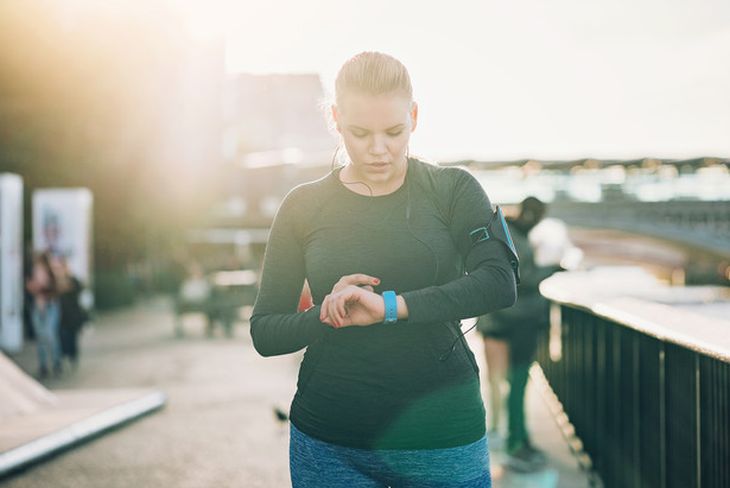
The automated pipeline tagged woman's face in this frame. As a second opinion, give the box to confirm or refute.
[333,92,417,190]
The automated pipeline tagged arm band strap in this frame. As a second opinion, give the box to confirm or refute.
[382,290,398,324]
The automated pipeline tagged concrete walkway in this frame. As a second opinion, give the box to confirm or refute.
[2,298,593,487]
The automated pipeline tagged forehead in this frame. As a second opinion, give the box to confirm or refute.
[337,92,412,128]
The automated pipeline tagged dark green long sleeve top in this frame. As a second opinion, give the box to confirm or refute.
[250,158,517,449]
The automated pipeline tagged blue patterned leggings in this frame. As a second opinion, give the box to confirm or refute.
[290,424,491,487]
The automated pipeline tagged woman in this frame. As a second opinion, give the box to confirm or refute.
[251,51,518,487]
[26,252,62,379]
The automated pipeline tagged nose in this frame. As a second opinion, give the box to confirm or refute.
[369,134,387,156]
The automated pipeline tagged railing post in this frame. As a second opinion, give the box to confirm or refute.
[695,354,701,487]
[632,332,640,488]
[660,344,667,488]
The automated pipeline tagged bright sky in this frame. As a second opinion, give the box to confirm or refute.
[192,0,730,161]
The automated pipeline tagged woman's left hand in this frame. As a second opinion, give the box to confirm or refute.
[319,285,385,328]
[330,273,380,294]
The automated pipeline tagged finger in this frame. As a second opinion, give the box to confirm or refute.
[350,273,380,286]
[333,274,381,293]
[362,285,374,292]
[328,295,340,327]
[336,296,348,324]
[319,300,335,327]
[340,287,363,325]
[339,287,361,324]
[337,288,358,326]
[334,297,354,328]
[336,315,352,328]
[319,295,330,322]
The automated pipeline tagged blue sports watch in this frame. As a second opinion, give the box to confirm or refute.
[382,290,398,324]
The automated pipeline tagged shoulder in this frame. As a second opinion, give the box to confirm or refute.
[410,160,486,207]
[286,171,332,198]
[410,159,478,191]
[410,159,489,221]
[278,172,334,212]
[273,171,338,234]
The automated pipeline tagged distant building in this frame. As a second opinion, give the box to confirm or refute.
[222,73,336,163]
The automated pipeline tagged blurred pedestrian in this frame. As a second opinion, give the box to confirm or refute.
[250,51,519,487]
[52,256,88,370]
[477,196,561,472]
[25,252,61,379]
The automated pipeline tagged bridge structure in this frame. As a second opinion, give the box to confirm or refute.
[544,199,730,285]
[547,200,730,259]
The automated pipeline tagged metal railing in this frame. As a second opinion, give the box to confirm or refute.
[537,278,730,488]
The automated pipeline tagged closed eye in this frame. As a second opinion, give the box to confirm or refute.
[348,124,404,138]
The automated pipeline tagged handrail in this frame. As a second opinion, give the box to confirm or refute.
[537,266,730,488]
[540,268,730,363]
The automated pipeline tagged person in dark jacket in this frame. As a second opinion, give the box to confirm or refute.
[52,256,88,369]
[250,51,518,487]
[478,196,560,472]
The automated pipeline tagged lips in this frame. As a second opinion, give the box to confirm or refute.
[368,162,390,169]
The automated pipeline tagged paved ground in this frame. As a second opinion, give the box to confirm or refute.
[3,298,592,487]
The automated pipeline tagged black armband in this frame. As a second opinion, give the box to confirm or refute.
[469,206,520,284]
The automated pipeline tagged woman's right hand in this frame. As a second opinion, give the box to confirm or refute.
[319,274,382,328]
[319,285,385,328]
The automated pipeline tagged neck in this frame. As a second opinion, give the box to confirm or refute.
[339,158,408,196]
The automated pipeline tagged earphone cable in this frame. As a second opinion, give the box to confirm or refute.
[331,152,474,358]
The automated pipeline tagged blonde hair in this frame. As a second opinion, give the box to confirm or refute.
[334,51,413,107]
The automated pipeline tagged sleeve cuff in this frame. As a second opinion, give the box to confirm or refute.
[302,305,330,340]
[399,289,433,325]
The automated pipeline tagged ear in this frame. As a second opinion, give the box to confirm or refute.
[410,101,419,132]
[331,104,341,133]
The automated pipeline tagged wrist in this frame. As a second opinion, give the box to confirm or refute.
[396,295,409,320]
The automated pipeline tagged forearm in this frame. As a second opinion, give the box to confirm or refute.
[519,265,558,292]
[250,305,329,357]
[400,261,516,325]
[396,295,409,320]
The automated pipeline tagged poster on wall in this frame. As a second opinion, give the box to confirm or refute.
[32,188,94,308]
[0,174,24,353]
